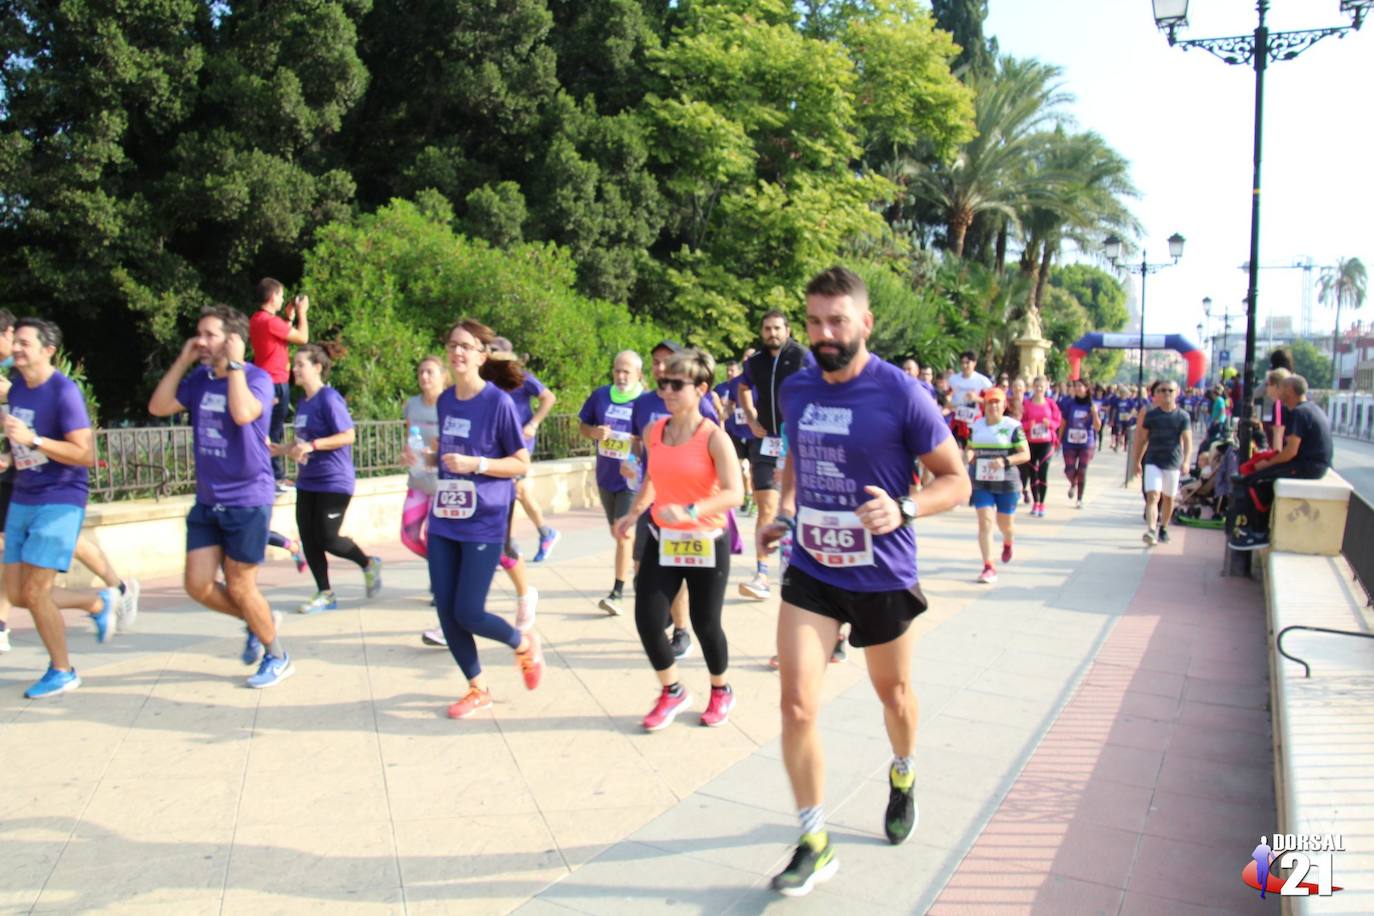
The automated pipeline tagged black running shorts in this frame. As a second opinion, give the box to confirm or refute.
[780,564,928,648]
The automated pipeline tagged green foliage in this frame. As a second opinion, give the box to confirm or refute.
[930,0,996,79]
[299,199,663,419]
[54,351,101,429]
[1048,263,1127,381]
[1288,339,1333,389]
[853,260,961,369]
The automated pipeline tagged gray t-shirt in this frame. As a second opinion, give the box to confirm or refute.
[1142,406,1190,470]
[404,394,439,494]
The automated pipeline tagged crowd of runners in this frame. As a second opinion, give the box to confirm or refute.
[4,262,1322,899]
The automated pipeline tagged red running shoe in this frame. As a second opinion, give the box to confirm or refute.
[643,686,692,731]
[447,687,492,719]
[516,633,543,690]
[1001,541,1013,564]
[700,685,735,727]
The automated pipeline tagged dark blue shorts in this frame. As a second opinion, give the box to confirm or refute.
[971,489,1019,514]
[186,503,272,565]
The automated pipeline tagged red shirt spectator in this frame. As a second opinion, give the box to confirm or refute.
[249,310,292,383]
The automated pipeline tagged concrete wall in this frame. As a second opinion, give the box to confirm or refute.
[61,457,599,590]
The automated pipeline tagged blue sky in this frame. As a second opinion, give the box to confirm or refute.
[986,0,1373,346]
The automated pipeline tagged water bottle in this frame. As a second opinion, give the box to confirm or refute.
[407,426,428,471]
[778,522,794,574]
[624,452,642,491]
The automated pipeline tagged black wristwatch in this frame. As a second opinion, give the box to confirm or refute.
[898,496,919,527]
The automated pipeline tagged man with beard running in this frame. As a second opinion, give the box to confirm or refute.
[737,310,815,601]
[758,267,970,896]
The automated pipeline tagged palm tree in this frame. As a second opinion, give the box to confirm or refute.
[906,56,1070,258]
[1319,257,1368,388]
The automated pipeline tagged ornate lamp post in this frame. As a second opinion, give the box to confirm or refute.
[1104,232,1185,394]
[1151,0,1369,467]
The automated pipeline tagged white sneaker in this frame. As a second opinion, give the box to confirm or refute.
[1075,499,1084,510]
[117,579,141,630]
[0,627,10,653]
[421,628,447,647]
[1142,528,1157,547]
[739,573,770,600]
[515,587,538,633]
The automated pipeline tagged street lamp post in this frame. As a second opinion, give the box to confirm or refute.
[1151,1,1368,569]
[1104,233,1186,395]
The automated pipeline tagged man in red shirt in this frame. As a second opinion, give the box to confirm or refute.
[248,278,309,487]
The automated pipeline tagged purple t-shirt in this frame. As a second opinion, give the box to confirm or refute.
[8,370,91,507]
[631,387,719,474]
[177,364,275,507]
[293,386,356,494]
[781,357,950,592]
[428,383,526,544]
[510,372,547,450]
[578,385,637,494]
[716,377,753,441]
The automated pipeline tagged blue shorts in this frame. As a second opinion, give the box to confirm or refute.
[971,490,1019,514]
[186,503,271,565]
[3,502,85,571]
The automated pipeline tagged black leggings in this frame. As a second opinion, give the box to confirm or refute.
[634,529,730,676]
[1027,442,1053,503]
[295,490,369,591]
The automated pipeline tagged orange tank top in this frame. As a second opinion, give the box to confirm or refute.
[647,417,724,530]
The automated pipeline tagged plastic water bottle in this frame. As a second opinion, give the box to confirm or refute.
[407,426,428,471]
[624,452,642,490]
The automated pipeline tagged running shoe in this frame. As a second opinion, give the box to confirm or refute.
[1022,489,1030,505]
[297,590,338,615]
[533,528,561,563]
[771,833,838,897]
[1142,528,1158,547]
[1075,499,1084,510]
[515,586,539,633]
[364,557,384,599]
[286,538,307,573]
[447,686,493,719]
[830,637,848,664]
[0,626,9,654]
[598,592,623,616]
[24,666,80,699]
[768,655,781,670]
[1157,526,1171,544]
[1068,485,1076,500]
[247,652,294,689]
[977,563,997,584]
[421,628,447,647]
[670,627,693,659]
[738,573,770,600]
[243,611,283,665]
[117,579,141,630]
[91,588,118,644]
[885,765,919,845]
[515,633,543,690]
[700,685,735,727]
[643,685,692,731]
[1229,529,1270,552]
[1001,541,1014,564]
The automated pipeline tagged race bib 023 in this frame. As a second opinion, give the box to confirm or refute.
[433,479,477,520]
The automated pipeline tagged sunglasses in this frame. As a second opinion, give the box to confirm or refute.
[656,378,696,392]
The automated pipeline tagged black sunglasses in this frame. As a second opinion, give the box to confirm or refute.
[656,378,694,392]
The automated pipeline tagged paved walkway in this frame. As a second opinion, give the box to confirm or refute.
[0,449,1271,914]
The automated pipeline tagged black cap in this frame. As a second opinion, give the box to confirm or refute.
[652,339,684,355]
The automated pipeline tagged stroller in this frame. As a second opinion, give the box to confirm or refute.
[1172,439,1235,528]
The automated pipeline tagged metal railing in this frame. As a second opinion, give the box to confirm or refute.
[89,413,594,502]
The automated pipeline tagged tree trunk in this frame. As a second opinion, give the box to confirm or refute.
[1034,242,1054,312]
[1332,298,1343,389]
[948,210,973,258]
[994,220,1008,274]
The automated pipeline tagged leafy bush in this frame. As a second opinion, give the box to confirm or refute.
[300,197,664,419]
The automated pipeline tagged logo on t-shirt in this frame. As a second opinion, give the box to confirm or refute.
[606,405,632,421]
[443,416,472,438]
[200,393,226,413]
[798,404,853,436]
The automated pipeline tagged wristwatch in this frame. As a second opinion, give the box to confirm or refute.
[226,360,245,372]
[899,496,919,527]
[31,435,45,451]
[476,456,490,475]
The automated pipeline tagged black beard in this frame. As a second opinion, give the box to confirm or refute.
[811,339,859,372]
[763,340,784,354]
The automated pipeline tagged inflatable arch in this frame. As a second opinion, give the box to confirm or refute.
[1066,332,1208,388]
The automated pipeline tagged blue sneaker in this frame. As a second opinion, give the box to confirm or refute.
[91,588,118,644]
[247,652,294,689]
[241,610,282,665]
[25,666,81,699]
[533,528,560,563]
[297,591,338,615]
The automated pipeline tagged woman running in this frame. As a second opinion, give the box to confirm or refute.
[612,348,744,731]
[967,387,1029,584]
[402,356,446,558]
[1059,378,1101,509]
[1020,376,1060,517]
[426,318,543,719]
[277,345,382,613]
[1007,377,1028,503]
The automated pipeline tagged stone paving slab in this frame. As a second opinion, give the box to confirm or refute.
[0,448,1274,914]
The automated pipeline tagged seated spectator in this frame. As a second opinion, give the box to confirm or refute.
[1229,374,1332,551]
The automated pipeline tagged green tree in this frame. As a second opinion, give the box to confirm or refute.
[930,0,996,79]
[1318,257,1367,388]
[1288,339,1334,389]
[1049,263,1129,381]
